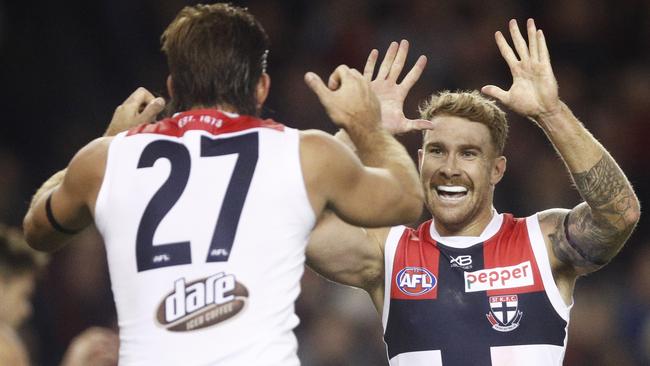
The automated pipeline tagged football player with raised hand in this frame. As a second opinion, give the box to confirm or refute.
[307,19,640,365]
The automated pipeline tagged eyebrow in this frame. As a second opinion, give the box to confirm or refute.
[423,141,484,152]
[458,144,483,152]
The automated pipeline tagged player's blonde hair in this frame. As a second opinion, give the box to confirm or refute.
[419,90,509,155]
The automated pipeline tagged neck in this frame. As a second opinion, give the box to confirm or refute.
[433,206,495,237]
[189,104,238,114]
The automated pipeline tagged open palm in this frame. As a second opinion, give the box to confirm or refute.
[482,19,561,120]
[364,40,433,134]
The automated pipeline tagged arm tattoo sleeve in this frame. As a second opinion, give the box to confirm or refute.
[573,154,626,208]
[553,154,638,268]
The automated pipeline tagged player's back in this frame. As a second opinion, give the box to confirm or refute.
[94,109,315,365]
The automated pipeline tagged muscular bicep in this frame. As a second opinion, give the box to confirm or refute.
[539,204,636,277]
[306,211,386,292]
[301,130,420,227]
[23,138,109,251]
[542,152,641,277]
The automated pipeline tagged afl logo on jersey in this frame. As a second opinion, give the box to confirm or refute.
[156,272,249,332]
[396,267,437,296]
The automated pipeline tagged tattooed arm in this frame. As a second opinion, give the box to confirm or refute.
[537,112,639,275]
[483,19,640,279]
[537,108,641,277]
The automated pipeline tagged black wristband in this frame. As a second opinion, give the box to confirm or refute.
[45,193,81,235]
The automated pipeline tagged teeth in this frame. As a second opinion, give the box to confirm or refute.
[436,185,468,193]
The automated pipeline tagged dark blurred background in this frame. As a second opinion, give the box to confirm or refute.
[1,0,648,365]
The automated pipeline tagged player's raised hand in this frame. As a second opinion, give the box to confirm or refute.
[305,65,382,132]
[364,40,433,134]
[482,19,562,121]
[104,87,165,137]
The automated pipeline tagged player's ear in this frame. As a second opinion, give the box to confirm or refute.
[490,156,507,185]
[166,75,175,99]
[255,73,271,110]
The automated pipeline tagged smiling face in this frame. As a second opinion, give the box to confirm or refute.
[419,115,506,235]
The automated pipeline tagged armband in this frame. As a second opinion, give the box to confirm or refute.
[45,193,81,235]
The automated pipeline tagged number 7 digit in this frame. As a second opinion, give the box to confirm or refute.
[201,133,259,262]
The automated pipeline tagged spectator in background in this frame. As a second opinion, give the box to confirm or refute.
[0,224,118,366]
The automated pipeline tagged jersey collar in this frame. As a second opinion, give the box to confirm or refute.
[428,208,503,248]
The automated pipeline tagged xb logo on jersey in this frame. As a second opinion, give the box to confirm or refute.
[450,255,473,269]
[396,267,437,296]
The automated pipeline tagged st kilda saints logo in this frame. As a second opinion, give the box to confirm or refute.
[396,267,437,296]
[156,272,248,332]
[486,295,523,332]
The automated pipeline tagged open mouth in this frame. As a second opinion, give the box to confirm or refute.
[435,185,468,201]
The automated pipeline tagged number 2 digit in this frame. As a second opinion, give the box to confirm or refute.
[135,132,259,272]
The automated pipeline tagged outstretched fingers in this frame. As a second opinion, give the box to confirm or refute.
[508,19,530,62]
[400,55,427,91]
[406,118,437,131]
[495,31,518,70]
[388,40,410,81]
[481,85,509,104]
[376,41,399,80]
[527,18,539,62]
[363,49,379,81]
[537,29,552,67]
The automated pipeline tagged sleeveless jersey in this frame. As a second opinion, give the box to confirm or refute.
[94,109,315,365]
[382,212,572,366]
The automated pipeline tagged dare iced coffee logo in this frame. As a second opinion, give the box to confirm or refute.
[464,261,534,292]
[156,272,248,332]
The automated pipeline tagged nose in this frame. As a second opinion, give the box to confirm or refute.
[439,155,461,179]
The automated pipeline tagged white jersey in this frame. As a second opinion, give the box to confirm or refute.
[94,109,315,365]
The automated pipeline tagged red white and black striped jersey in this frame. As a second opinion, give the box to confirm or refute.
[382,212,572,365]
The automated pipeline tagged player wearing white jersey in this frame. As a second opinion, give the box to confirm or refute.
[22,4,424,365]
[306,20,640,365]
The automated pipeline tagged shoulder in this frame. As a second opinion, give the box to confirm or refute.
[68,136,112,174]
[68,137,112,173]
[299,129,346,154]
[63,137,113,201]
[298,129,361,184]
[536,208,570,235]
[534,208,577,275]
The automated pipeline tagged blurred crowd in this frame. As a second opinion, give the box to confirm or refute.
[0,0,648,365]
